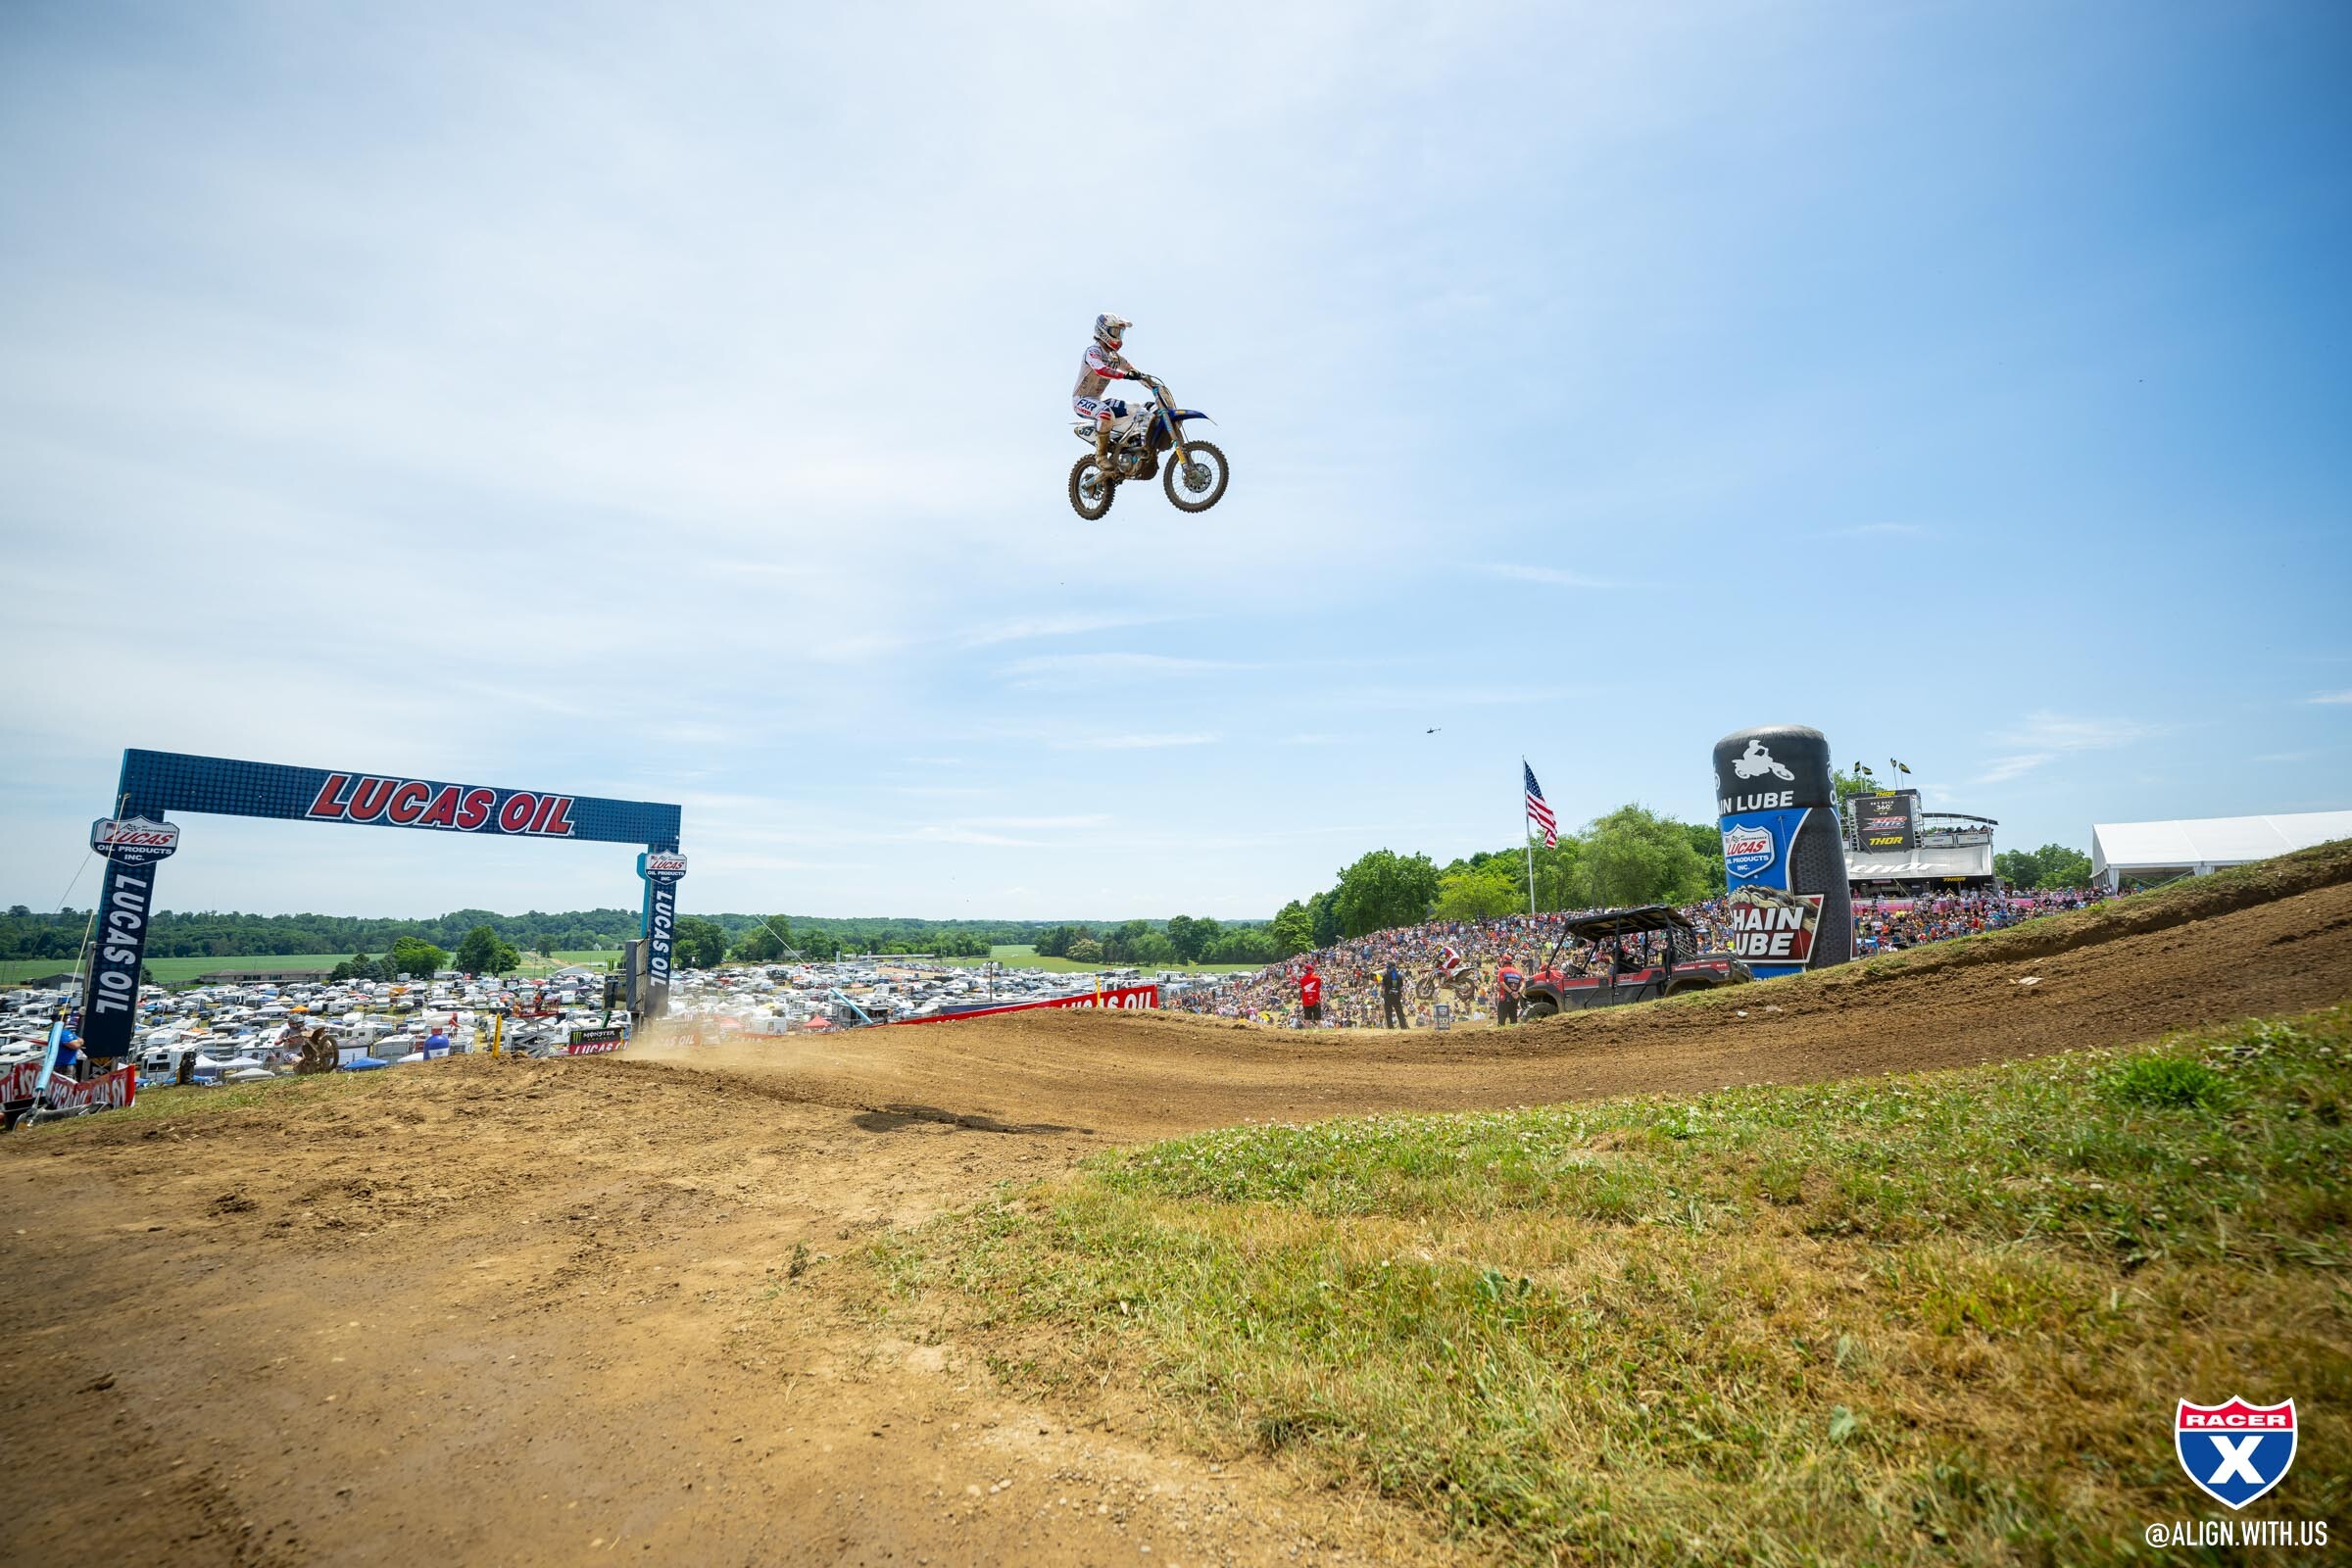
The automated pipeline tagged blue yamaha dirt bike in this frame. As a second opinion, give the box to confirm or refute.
[1068,371,1229,520]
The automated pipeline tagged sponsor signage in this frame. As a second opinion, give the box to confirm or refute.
[1721,822,1776,880]
[638,851,682,1017]
[1853,791,1918,853]
[1726,885,1826,964]
[889,984,1161,1025]
[1713,726,1853,978]
[78,749,686,1051]
[77,860,163,1061]
[3,1061,137,1113]
[1,1059,43,1102]
[2177,1397,2296,1510]
[112,749,680,847]
[305,774,580,836]
[90,816,180,866]
[560,1031,625,1055]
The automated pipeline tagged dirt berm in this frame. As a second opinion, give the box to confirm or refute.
[2,844,2347,1567]
[620,839,2352,1139]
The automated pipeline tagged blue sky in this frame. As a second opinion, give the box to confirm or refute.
[3,1,2347,921]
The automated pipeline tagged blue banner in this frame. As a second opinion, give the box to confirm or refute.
[638,853,687,1018]
[72,749,687,1060]
[117,749,680,849]
[1720,806,1826,979]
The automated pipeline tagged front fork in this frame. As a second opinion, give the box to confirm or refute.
[1151,380,1192,467]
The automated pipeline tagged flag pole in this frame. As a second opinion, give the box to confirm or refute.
[1522,758,1537,916]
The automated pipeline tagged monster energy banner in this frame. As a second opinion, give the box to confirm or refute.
[1853,791,1919,853]
[1713,725,1853,980]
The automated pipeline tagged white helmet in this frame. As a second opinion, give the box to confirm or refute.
[1094,313,1130,352]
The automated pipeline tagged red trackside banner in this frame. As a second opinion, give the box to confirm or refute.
[3,1061,137,1112]
[888,983,1160,1025]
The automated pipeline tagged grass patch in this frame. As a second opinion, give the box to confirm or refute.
[886,1005,2352,1564]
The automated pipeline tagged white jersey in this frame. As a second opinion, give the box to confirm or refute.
[1072,343,1138,405]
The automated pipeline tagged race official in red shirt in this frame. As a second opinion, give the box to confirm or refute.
[1298,962,1323,1026]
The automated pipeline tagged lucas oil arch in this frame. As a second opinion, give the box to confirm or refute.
[77,749,685,1066]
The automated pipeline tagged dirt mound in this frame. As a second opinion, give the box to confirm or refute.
[4,845,2350,1566]
[626,846,2352,1139]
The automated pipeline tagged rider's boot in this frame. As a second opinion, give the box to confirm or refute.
[1093,420,1114,473]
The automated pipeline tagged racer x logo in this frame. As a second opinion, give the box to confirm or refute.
[2177,1398,2296,1509]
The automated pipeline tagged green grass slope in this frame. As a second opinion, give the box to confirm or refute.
[883,1004,2352,1564]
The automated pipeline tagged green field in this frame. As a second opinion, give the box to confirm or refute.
[0,950,622,988]
[880,1004,2352,1565]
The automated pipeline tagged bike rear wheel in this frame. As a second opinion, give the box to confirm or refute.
[1163,440,1229,513]
[1069,456,1117,520]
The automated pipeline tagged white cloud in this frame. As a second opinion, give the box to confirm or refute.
[960,612,1177,647]
[1051,733,1220,751]
[1970,711,2166,786]
[1975,754,2053,784]
[1992,711,2169,751]
[1479,564,1620,589]
[2308,691,2352,706]
[1830,521,1934,538]
[999,653,1243,688]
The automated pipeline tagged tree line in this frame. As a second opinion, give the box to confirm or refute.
[6,795,2097,978]
[0,906,1232,965]
[1255,803,1729,960]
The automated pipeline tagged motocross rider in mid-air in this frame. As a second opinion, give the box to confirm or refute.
[1073,313,1148,470]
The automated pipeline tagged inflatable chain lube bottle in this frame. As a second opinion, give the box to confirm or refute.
[1713,724,1853,979]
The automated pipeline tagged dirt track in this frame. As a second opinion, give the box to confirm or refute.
[4,858,2350,1566]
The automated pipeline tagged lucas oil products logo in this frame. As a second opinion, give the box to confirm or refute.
[305,774,578,836]
[1721,822,1776,880]
[2177,1398,2295,1510]
[641,852,688,882]
[89,816,180,866]
[1727,885,1824,964]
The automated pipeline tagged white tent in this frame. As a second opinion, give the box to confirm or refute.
[2090,811,2352,890]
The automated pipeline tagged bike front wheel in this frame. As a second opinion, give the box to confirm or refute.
[1069,456,1118,520]
[1163,441,1229,513]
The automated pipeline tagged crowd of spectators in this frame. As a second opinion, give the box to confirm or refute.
[1851,885,2112,954]
[1175,884,2116,1027]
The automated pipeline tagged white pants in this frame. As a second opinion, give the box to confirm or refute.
[1074,395,1141,444]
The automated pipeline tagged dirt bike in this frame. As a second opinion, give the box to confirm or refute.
[1068,371,1229,520]
[1411,948,1483,1004]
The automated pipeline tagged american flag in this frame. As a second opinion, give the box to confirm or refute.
[1524,761,1558,848]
